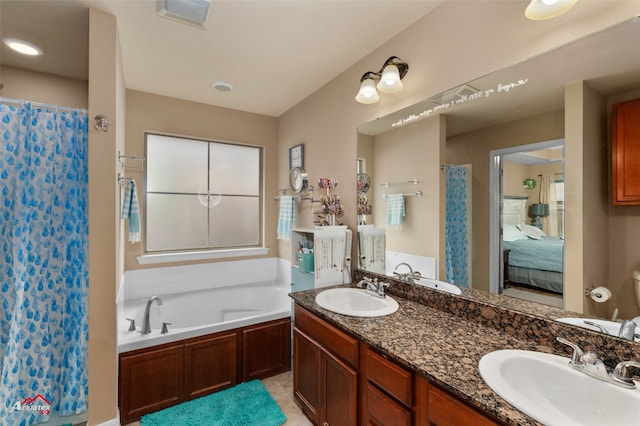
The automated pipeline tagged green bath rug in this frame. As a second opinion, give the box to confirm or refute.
[141,379,286,426]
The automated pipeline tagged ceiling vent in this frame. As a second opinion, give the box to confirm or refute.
[157,0,213,29]
[428,84,480,105]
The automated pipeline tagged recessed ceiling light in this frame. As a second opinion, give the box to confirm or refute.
[2,37,43,56]
[212,82,233,92]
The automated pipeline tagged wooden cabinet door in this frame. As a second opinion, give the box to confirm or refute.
[294,327,321,424]
[118,344,184,424]
[428,385,499,426]
[612,98,640,205]
[321,347,358,426]
[243,318,291,381]
[184,332,237,399]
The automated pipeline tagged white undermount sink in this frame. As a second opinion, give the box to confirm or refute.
[315,288,399,317]
[479,349,640,426]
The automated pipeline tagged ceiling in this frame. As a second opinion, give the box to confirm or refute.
[0,0,444,117]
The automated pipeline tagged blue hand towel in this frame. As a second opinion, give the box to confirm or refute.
[386,193,405,227]
[277,196,295,240]
[122,180,141,243]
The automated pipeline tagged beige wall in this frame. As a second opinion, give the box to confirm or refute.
[503,161,564,226]
[369,116,443,262]
[123,90,278,270]
[0,65,87,107]
[88,8,122,425]
[446,110,564,292]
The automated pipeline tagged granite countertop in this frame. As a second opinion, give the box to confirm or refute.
[290,285,547,426]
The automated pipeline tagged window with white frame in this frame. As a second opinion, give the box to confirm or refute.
[145,133,262,252]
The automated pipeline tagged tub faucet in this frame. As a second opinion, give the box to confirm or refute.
[393,262,422,283]
[141,296,163,334]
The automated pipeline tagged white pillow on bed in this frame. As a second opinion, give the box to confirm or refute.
[517,223,545,240]
[503,224,528,241]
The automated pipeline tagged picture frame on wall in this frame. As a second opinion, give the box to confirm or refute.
[289,143,304,170]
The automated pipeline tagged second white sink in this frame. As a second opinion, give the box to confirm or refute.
[315,288,399,317]
[479,349,640,426]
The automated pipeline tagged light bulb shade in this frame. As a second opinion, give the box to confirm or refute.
[525,0,578,20]
[2,37,43,56]
[528,203,550,217]
[355,78,380,104]
[377,64,403,93]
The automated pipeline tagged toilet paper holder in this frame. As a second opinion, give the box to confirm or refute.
[585,286,612,301]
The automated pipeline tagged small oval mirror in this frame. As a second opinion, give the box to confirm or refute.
[289,167,309,194]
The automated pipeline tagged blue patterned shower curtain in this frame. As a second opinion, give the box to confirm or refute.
[0,102,88,425]
[444,164,470,287]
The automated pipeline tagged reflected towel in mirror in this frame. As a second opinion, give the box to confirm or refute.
[386,193,405,227]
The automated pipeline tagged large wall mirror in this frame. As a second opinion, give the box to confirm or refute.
[356,17,640,329]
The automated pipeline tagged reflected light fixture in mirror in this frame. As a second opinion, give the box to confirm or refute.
[2,38,43,56]
[355,56,409,104]
[525,0,578,20]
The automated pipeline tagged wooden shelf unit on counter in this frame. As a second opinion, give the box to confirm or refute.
[612,98,640,205]
[293,304,501,426]
[118,318,290,424]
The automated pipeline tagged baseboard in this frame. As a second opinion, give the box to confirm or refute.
[93,417,120,426]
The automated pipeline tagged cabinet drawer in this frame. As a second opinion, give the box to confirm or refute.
[366,347,412,407]
[294,305,358,368]
[366,382,411,426]
[428,385,499,426]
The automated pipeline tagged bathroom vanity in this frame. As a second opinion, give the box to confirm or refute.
[290,273,640,426]
[293,304,498,425]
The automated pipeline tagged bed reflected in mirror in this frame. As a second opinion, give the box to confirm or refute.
[489,140,565,308]
[499,141,564,308]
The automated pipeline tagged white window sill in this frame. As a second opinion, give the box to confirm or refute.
[136,247,270,265]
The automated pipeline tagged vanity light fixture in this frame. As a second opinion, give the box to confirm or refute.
[525,0,578,20]
[2,37,43,56]
[355,56,409,104]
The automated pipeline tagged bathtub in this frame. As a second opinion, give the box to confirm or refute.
[117,258,291,353]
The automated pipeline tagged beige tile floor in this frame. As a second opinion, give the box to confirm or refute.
[263,371,313,426]
[125,370,312,426]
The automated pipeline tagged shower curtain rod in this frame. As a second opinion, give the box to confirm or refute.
[0,96,88,113]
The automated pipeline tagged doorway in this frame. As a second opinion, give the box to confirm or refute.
[489,139,565,308]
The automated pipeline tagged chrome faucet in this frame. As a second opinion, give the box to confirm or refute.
[357,277,390,298]
[141,296,163,334]
[610,360,640,388]
[618,319,637,341]
[556,336,640,389]
[392,262,422,283]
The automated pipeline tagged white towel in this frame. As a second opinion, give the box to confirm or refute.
[277,196,294,240]
[122,180,141,243]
